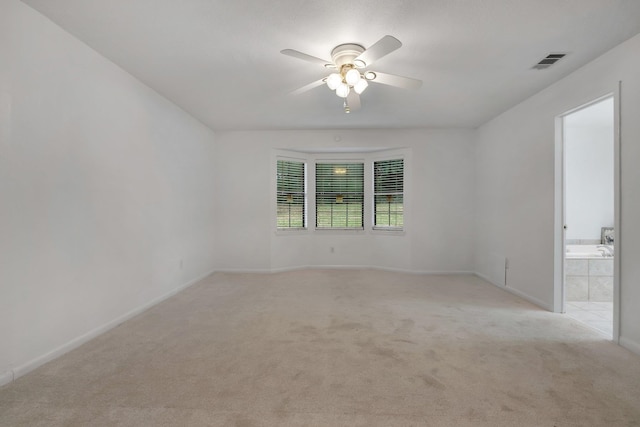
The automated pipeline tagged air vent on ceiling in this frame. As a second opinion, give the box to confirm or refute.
[533,53,566,70]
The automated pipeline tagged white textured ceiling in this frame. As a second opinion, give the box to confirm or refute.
[21,0,640,131]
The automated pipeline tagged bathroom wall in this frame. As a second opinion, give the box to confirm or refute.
[564,98,614,242]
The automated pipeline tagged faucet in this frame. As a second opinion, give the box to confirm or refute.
[597,245,614,257]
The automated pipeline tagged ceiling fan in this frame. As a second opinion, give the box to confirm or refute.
[281,35,422,113]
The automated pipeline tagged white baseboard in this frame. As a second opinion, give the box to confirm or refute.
[219,265,475,275]
[475,272,554,311]
[394,269,475,276]
[216,265,374,273]
[303,264,378,271]
[267,266,307,273]
[215,267,279,273]
[620,336,640,357]
[4,269,215,387]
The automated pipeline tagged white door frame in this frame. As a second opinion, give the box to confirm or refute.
[553,86,621,342]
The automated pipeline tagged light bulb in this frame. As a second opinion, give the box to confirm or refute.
[336,82,350,98]
[354,78,368,94]
[345,69,361,86]
[326,73,342,90]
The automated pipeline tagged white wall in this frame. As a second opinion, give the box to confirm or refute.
[475,33,640,353]
[0,0,217,384]
[565,120,614,241]
[215,129,475,274]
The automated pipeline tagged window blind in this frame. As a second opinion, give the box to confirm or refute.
[277,160,306,228]
[315,162,364,228]
[374,159,404,229]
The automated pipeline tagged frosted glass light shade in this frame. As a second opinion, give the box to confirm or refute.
[326,73,342,90]
[345,69,361,86]
[354,78,368,94]
[336,82,350,98]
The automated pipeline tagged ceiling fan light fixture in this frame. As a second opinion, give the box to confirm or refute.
[336,82,350,98]
[345,68,361,86]
[354,78,368,94]
[282,36,422,113]
[326,73,342,90]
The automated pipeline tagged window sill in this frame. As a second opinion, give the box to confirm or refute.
[314,228,365,234]
[371,228,405,236]
[275,228,308,236]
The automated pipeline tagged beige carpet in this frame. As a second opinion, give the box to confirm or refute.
[1,269,639,426]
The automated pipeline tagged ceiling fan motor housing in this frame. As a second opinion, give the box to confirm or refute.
[331,43,365,67]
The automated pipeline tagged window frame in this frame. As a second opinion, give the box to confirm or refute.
[372,158,404,231]
[315,161,365,230]
[275,156,307,231]
[273,149,408,236]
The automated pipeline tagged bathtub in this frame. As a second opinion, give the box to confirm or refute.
[565,244,613,258]
[565,244,614,302]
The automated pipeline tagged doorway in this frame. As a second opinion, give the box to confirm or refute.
[559,96,616,339]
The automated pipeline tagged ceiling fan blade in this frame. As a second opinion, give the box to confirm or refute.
[281,49,332,67]
[346,91,361,112]
[355,35,402,67]
[290,78,326,95]
[368,71,422,90]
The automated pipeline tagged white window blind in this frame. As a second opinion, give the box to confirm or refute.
[315,162,364,229]
[277,160,306,229]
[374,159,404,229]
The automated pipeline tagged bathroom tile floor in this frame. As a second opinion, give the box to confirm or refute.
[565,301,613,339]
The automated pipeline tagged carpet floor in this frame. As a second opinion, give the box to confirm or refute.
[1,269,639,426]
